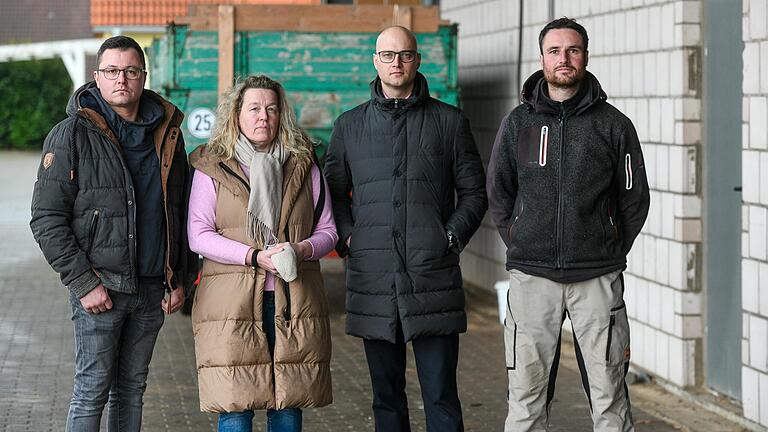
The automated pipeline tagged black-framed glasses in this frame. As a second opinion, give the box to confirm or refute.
[96,67,145,80]
[377,50,418,63]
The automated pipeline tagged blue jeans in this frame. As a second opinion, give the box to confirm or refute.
[218,291,302,432]
[66,278,165,432]
[218,410,302,432]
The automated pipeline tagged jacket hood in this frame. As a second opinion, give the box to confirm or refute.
[79,86,165,152]
[80,87,164,126]
[62,81,184,190]
[66,81,178,123]
[66,81,96,117]
[520,70,607,116]
[370,72,430,112]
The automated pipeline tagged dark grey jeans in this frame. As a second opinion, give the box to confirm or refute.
[66,278,165,432]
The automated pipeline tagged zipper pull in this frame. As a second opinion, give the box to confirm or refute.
[394,98,399,108]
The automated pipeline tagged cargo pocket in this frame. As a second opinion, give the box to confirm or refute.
[504,304,517,370]
[605,303,630,366]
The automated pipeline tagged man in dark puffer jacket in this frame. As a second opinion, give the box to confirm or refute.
[325,26,487,432]
[30,36,196,431]
[488,18,649,431]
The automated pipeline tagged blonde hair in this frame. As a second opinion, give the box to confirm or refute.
[207,75,313,161]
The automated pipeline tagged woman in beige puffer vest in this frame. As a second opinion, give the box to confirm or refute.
[187,75,337,432]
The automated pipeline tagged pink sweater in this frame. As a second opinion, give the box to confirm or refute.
[187,163,338,291]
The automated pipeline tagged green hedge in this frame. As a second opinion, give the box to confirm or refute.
[0,59,71,149]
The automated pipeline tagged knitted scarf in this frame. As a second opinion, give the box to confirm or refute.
[233,133,287,249]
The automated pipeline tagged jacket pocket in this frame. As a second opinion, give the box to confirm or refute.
[86,209,101,256]
[607,205,619,240]
[588,197,615,254]
[506,199,525,242]
[347,228,356,257]
[601,199,621,258]
[537,126,549,167]
[517,125,550,167]
[442,228,459,256]
[605,303,630,366]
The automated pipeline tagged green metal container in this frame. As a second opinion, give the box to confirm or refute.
[147,24,458,155]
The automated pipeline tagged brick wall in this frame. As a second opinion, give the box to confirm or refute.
[442,0,705,389]
[741,0,768,425]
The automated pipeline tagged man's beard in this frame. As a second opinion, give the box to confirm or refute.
[544,66,586,89]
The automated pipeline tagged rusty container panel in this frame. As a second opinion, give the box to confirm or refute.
[148,24,458,155]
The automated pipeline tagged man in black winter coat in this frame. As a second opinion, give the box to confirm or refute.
[30,36,196,431]
[487,18,650,431]
[325,26,487,432]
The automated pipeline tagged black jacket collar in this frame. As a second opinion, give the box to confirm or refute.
[370,72,430,112]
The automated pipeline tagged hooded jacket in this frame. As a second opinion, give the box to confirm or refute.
[30,82,197,298]
[487,70,650,283]
[324,73,488,343]
[80,86,167,277]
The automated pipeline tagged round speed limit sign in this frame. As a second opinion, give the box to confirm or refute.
[187,108,215,139]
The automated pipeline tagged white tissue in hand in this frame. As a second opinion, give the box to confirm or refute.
[272,246,298,282]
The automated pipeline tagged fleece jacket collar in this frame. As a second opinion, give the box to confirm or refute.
[521,70,607,117]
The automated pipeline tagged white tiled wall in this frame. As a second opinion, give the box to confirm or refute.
[442,0,705,391]
[441,0,549,292]
[562,2,705,388]
[742,0,768,425]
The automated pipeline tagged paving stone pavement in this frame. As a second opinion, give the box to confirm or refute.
[0,151,742,431]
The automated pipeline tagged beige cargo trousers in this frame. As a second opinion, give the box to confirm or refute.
[503,269,633,432]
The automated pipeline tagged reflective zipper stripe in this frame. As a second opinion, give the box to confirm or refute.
[539,126,548,167]
[625,153,633,190]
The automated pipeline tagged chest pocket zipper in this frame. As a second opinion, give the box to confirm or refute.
[538,126,549,167]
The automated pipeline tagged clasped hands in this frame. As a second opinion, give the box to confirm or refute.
[247,241,311,275]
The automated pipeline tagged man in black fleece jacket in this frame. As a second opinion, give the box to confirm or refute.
[487,18,649,431]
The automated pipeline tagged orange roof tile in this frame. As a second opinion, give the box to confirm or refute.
[91,0,321,27]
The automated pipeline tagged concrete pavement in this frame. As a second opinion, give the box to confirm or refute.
[0,150,748,431]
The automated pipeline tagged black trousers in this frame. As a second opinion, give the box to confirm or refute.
[362,323,464,432]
